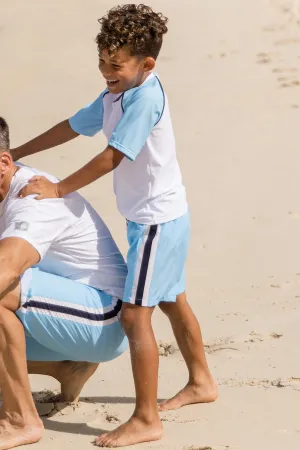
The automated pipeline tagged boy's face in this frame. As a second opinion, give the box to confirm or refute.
[99,47,155,94]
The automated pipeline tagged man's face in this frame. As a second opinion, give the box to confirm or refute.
[0,151,14,200]
[99,47,153,94]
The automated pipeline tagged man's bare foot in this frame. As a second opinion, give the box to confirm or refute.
[158,378,218,411]
[57,361,99,403]
[94,416,163,448]
[0,411,43,450]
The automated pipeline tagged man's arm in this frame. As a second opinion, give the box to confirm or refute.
[0,238,40,296]
[11,120,79,160]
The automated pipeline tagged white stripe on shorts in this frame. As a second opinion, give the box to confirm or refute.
[130,224,161,307]
[141,225,161,306]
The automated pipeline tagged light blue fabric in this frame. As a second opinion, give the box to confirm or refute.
[17,267,128,362]
[69,89,108,137]
[109,76,165,161]
[124,212,190,307]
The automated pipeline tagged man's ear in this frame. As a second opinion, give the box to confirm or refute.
[0,151,13,175]
[143,57,156,72]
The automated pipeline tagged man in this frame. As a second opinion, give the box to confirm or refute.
[0,117,128,450]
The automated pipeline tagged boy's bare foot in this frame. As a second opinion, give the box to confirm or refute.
[58,361,98,403]
[158,378,218,411]
[94,416,163,448]
[0,411,43,450]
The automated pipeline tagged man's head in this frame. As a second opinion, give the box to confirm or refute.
[0,117,10,150]
[0,118,16,198]
[96,4,168,94]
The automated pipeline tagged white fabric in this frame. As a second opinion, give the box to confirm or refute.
[0,164,127,298]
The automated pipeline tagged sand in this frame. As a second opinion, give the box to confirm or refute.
[1,0,300,449]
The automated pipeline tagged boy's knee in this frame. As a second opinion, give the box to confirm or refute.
[120,305,137,333]
[120,303,153,335]
[158,301,174,316]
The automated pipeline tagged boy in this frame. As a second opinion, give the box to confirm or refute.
[14,4,217,447]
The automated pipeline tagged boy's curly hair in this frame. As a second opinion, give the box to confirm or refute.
[0,117,10,149]
[96,4,168,60]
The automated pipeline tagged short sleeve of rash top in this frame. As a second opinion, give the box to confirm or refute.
[69,75,165,161]
[1,197,75,260]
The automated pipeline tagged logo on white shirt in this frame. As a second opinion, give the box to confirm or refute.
[15,221,29,231]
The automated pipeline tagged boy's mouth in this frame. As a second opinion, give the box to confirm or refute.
[106,79,119,86]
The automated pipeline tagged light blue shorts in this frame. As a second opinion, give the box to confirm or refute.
[17,268,128,363]
[124,212,190,308]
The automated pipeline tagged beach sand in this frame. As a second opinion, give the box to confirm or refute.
[1,0,300,449]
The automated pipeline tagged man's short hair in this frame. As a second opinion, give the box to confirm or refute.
[0,117,10,149]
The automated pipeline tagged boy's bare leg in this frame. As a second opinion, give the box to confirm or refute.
[27,361,99,403]
[158,292,218,411]
[0,301,43,450]
[95,303,162,448]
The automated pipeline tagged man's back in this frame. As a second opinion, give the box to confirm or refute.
[0,164,127,298]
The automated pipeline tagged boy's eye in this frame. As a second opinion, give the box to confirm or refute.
[112,65,120,69]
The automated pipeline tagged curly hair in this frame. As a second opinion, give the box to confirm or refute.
[0,117,10,149]
[96,4,168,60]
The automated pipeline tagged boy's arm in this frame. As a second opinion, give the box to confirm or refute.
[12,89,107,160]
[58,146,124,197]
[11,120,79,160]
[19,145,124,199]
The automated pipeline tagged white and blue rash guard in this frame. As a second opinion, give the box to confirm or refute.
[69,73,187,225]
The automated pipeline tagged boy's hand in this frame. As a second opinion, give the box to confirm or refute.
[19,176,60,200]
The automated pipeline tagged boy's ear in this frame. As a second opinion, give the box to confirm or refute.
[143,57,156,72]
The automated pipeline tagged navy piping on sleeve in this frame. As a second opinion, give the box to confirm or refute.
[120,93,125,112]
[154,76,165,126]
[113,93,125,113]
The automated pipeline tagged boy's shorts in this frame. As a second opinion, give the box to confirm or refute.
[124,212,190,307]
[17,267,128,363]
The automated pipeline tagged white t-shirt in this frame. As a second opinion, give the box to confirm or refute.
[0,164,127,298]
[69,73,188,225]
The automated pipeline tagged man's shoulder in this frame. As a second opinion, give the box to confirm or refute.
[14,164,58,187]
[7,164,85,214]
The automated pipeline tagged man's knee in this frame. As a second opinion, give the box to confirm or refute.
[0,279,21,312]
[0,303,14,327]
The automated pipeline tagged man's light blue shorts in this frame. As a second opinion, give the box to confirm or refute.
[124,212,190,308]
[17,268,128,363]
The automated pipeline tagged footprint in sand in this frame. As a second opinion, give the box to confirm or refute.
[271,0,300,22]
[204,338,239,355]
[219,376,300,390]
[158,340,179,357]
[182,446,236,450]
[33,389,81,417]
[272,67,298,73]
[204,331,283,355]
[256,52,273,64]
[274,37,300,46]
[103,410,121,424]
[280,79,300,87]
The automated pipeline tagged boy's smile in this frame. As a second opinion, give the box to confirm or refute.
[99,48,155,94]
